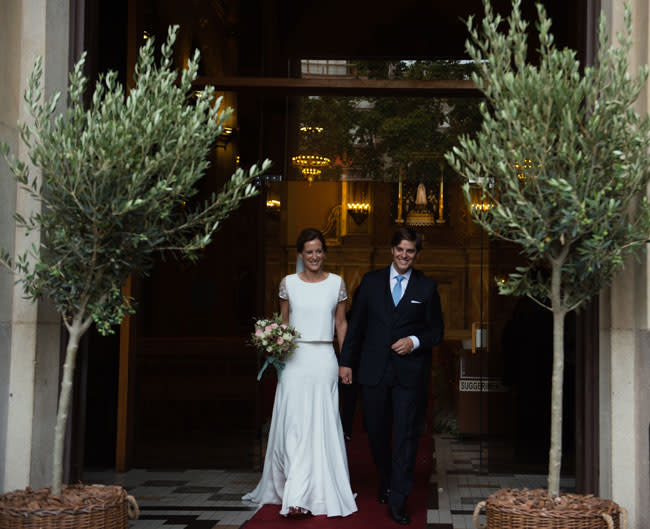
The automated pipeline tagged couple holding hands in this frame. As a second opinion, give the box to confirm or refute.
[244,227,444,525]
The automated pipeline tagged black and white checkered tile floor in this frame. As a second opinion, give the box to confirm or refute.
[82,468,260,528]
[428,436,575,529]
[84,436,575,529]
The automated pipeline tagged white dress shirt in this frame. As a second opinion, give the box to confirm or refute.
[390,265,420,352]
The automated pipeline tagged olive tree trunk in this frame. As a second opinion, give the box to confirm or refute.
[51,309,93,494]
[548,256,567,497]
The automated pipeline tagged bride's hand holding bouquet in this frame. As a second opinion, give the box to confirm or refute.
[251,313,300,380]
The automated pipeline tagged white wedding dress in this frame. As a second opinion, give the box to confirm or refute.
[243,273,357,517]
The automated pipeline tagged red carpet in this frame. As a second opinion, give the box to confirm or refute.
[242,416,433,528]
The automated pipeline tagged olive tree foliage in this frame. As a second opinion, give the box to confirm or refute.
[0,26,270,494]
[445,1,650,496]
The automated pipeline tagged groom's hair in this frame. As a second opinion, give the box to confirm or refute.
[391,227,422,252]
[297,227,327,253]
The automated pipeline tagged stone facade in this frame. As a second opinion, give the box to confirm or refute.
[0,0,67,491]
[598,2,650,528]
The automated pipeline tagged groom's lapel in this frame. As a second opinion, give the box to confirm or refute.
[382,267,394,318]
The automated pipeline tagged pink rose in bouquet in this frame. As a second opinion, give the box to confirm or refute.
[251,313,300,380]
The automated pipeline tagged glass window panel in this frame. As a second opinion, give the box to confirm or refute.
[287,93,482,184]
[298,59,477,80]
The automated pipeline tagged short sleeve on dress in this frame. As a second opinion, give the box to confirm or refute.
[338,277,348,302]
[279,276,288,300]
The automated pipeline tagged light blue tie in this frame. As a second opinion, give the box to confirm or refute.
[392,275,405,306]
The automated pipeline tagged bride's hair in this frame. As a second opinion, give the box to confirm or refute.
[296,228,327,253]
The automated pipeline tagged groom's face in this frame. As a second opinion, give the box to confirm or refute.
[391,239,418,274]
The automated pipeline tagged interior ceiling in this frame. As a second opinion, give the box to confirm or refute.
[274,0,574,60]
[130,0,581,79]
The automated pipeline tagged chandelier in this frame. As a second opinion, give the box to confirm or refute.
[292,124,332,184]
[291,154,331,184]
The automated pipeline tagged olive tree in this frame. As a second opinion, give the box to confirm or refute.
[445,1,650,496]
[0,26,270,494]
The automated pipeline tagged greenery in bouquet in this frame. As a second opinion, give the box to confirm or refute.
[251,313,300,380]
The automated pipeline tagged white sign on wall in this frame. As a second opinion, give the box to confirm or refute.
[459,377,508,393]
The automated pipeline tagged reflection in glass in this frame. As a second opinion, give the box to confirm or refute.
[290,93,482,185]
[299,58,477,81]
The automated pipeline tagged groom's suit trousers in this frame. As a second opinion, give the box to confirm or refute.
[362,357,420,509]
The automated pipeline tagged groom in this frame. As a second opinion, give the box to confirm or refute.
[339,227,444,525]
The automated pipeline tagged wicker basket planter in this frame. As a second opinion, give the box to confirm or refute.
[473,489,626,529]
[0,484,138,529]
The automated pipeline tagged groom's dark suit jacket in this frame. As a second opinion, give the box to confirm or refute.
[340,266,444,387]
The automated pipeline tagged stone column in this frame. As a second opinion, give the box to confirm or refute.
[0,0,21,491]
[0,0,68,492]
[599,2,650,528]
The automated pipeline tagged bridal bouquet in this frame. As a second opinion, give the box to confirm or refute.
[251,314,300,380]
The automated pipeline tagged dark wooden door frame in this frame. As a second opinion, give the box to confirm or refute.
[574,0,601,496]
[575,300,599,494]
[63,0,88,484]
[66,0,602,481]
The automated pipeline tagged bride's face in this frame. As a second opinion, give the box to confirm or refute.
[300,239,325,272]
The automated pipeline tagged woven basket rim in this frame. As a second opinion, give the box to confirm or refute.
[0,484,128,517]
[486,493,621,521]
[0,502,125,517]
[486,504,620,519]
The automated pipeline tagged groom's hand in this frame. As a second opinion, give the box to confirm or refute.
[391,337,414,355]
[339,366,353,384]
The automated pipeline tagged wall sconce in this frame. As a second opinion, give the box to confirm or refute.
[266,199,280,213]
[216,126,235,148]
[300,126,324,134]
[347,202,370,225]
[469,184,493,213]
[470,200,493,212]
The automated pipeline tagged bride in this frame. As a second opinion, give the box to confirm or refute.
[243,228,357,518]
